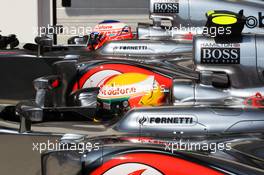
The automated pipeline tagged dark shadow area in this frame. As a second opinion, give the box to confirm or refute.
[0,56,56,100]
[62,0,149,16]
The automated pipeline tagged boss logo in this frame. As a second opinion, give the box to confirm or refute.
[201,48,240,64]
[153,3,179,13]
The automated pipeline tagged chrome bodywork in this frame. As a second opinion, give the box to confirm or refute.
[116,106,264,137]
[170,34,264,104]
[1,1,264,175]
[97,39,192,56]
[139,0,264,39]
[194,34,264,84]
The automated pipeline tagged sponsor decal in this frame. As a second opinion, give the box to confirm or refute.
[93,22,131,36]
[72,64,173,93]
[137,115,196,126]
[152,0,179,13]
[98,74,155,99]
[101,163,163,175]
[200,43,240,64]
[138,116,148,125]
[100,86,137,96]
[94,22,127,31]
[114,46,148,50]
[246,12,264,28]
[97,25,113,30]
[154,3,179,13]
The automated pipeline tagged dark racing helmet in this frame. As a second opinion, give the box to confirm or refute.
[205,10,246,37]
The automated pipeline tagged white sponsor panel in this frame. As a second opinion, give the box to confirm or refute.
[102,163,163,175]
[82,70,121,88]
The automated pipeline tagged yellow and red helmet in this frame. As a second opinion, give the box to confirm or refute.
[97,73,166,113]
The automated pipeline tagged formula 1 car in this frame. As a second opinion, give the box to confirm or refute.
[11,11,264,137]
[0,10,191,102]
[1,1,264,175]
[143,0,264,38]
[41,134,264,175]
[0,8,253,102]
[1,0,264,102]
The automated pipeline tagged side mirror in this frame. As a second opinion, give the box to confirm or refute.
[16,75,60,133]
[62,0,71,7]
[16,101,43,133]
[68,35,89,45]
[35,36,53,47]
[35,36,53,56]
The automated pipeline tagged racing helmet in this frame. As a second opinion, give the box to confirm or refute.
[88,20,134,50]
[244,93,264,108]
[205,10,246,37]
[97,73,166,114]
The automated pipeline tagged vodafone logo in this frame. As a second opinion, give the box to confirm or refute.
[97,25,113,30]
[102,163,163,175]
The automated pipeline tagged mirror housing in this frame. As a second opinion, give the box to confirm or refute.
[68,35,89,45]
[16,101,43,133]
[35,36,53,47]
[35,36,53,56]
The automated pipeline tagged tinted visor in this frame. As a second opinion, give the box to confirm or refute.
[88,32,100,45]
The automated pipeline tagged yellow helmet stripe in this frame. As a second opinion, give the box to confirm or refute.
[207,10,215,16]
[211,13,236,17]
